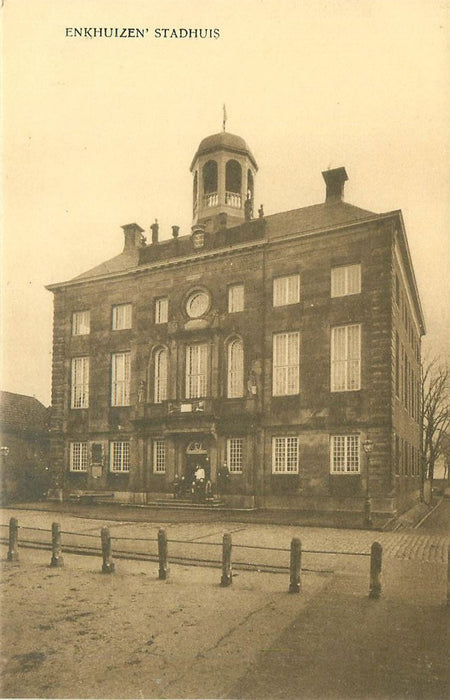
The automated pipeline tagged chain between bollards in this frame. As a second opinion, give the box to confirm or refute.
[221,532,232,587]
[289,537,302,593]
[158,528,169,580]
[7,517,19,562]
[50,522,64,567]
[369,541,382,599]
[101,526,115,573]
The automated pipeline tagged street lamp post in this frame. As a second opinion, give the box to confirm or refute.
[1,446,10,505]
[363,439,374,529]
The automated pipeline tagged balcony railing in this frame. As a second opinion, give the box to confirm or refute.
[137,397,258,422]
[203,192,218,208]
[225,191,242,208]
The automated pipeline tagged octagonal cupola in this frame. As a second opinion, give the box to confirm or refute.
[190,130,258,230]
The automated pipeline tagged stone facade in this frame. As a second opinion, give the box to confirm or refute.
[47,130,425,520]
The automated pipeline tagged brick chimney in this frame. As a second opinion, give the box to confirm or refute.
[322,167,348,203]
[151,220,159,245]
[122,223,145,251]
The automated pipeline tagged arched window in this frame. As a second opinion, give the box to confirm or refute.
[227,338,244,398]
[154,347,168,403]
[203,160,218,208]
[225,160,242,208]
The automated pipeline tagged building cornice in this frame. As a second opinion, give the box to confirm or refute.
[46,211,411,294]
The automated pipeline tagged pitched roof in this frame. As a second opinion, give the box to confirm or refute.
[47,200,380,286]
[264,201,378,239]
[0,391,49,434]
[69,248,140,282]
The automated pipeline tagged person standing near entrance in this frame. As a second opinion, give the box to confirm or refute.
[194,464,206,501]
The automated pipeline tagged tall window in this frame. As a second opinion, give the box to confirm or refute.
[227,438,243,473]
[273,274,300,307]
[110,441,130,472]
[330,435,360,473]
[71,356,89,408]
[331,324,361,392]
[228,284,244,313]
[153,438,166,474]
[227,338,244,398]
[155,297,168,324]
[72,310,90,336]
[331,264,361,297]
[272,437,299,473]
[70,442,88,472]
[112,303,132,330]
[273,331,300,396]
[154,347,168,403]
[111,352,131,406]
[186,344,208,398]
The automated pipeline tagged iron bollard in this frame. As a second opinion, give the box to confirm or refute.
[289,537,302,593]
[7,517,19,562]
[101,526,115,573]
[369,541,382,599]
[50,522,64,568]
[221,532,232,587]
[158,528,169,580]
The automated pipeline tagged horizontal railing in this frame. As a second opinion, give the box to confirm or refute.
[225,191,242,208]
[203,192,218,207]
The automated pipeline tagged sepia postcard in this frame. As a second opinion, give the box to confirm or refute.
[1,1,449,698]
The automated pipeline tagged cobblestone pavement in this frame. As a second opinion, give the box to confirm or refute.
[1,506,447,566]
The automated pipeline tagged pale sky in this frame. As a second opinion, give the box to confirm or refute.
[2,0,449,406]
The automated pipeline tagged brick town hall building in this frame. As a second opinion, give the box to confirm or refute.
[47,128,425,522]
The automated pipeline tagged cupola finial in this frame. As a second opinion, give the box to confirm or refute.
[222,103,227,132]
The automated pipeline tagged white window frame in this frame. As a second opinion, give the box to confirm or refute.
[112,303,132,330]
[185,343,208,399]
[331,324,361,392]
[272,436,299,474]
[110,440,130,473]
[273,274,300,307]
[227,338,244,398]
[330,435,360,474]
[71,356,89,409]
[111,352,131,406]
[72,310,90,336]
[153,438,166,474]
[228,284,244,313]
[227,438,243,473]
[70,442,88,472]
[272,331,300,396]
[331,264,361,297]
[154,347,168,404]
[155,297,168,324]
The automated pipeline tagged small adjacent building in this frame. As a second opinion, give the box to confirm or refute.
[47,129,425,522]
[0,391,50,502]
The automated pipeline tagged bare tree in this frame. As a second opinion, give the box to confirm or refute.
[421,359,449,493]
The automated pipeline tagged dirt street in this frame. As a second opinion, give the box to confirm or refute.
[0,502,448,698]
[0,547,328,698]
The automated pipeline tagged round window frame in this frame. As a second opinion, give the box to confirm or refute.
[185,289,211,319]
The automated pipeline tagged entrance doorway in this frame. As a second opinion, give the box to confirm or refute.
[185,441,210,485]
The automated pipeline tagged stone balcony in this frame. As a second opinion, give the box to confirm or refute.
[133,396,259,427]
